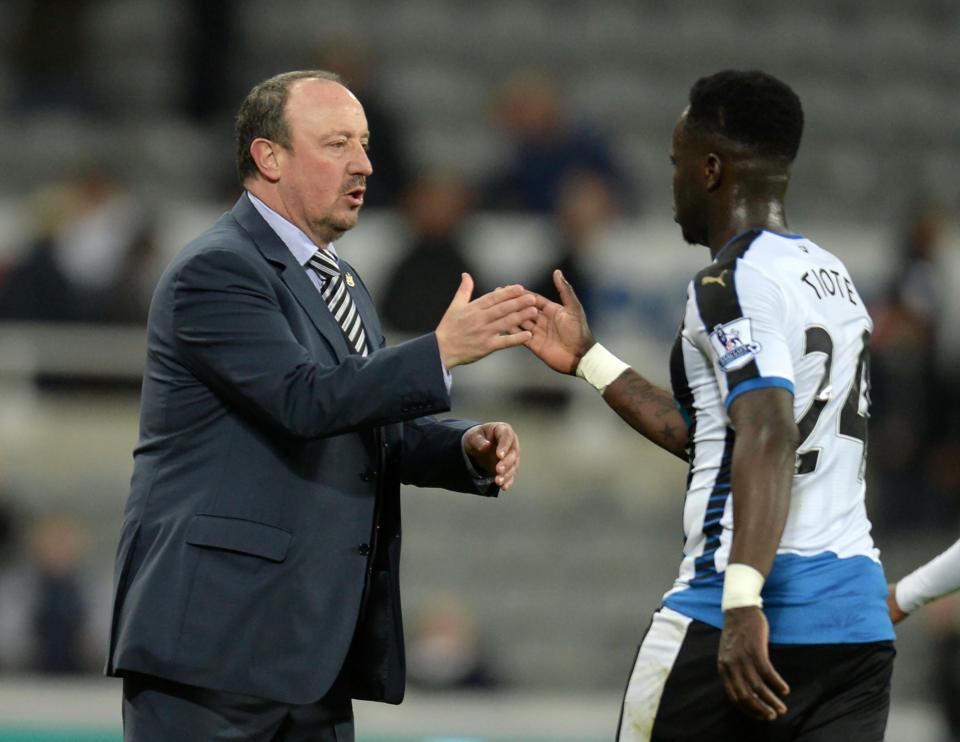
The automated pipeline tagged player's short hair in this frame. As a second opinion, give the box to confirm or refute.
[235,70,344,184]
[686,70,804,162]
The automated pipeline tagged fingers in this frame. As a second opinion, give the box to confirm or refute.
[496,447,519,490]
[488,422,516,454]
[720,656,788,722]
[467,427,493,453]
[489,423,519,490]
[553,269,584,312]
[451,273,474,307]
[552,269,566,295]
[488,331,533,351]
[532,295,548,310]
[494,306,539,334]
[721,670,780,722]
[758,657,790,699]
[480,293,538,322]
[475,284,527,310]
[529,291,557,311]
[747,662,788,720]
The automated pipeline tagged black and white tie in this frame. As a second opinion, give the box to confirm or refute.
[308,248,368,356]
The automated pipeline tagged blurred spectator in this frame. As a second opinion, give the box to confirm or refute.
[11,0,98,113]
[0,467,17,568]
[379,172,485,334]
[0,170,156,324]
[516,171,621,410]
[98,221,162,325]
[0,515,98,674]
[869,203,955,533]
[27,516,91,673]
[0,181,93,322]
[530,170,620,321]
[406,594,500,691]
[482,69,634,215]
[0,503,13,567]
[317,38,411,208]
[894,203,947,323]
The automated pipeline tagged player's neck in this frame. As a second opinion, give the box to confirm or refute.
[708,195,788,257]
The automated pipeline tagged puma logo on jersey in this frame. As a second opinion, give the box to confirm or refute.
[701,270,730,288]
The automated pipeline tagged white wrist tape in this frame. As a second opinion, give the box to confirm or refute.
[895,539,960,615]
[576,343,630,393]
[722,563,765,611]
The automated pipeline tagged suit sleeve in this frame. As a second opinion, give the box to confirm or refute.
[399,416,499,497]
[694,259,796,413]
[172,248,451,439]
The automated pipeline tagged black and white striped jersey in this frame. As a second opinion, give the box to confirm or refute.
[662,228,894,644]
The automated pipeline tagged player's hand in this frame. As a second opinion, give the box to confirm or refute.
[436,274,537,369]
[887,583,909,624]
[718,606,790,722]
[522,269,595,374]
[463,422,520,491]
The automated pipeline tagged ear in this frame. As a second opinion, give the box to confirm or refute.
[704,153,722,192]
[249,138,282,183]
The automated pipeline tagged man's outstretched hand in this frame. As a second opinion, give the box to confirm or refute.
[522,269,595,374]
[435,274,538,369]
[464,422,520,491]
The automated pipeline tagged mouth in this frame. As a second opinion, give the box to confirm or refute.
[344,186,365,207]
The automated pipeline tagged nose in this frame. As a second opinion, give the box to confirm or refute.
[352,142,373,176]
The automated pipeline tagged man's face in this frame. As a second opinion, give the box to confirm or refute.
[671,111,709,247]
[277,79,372,246]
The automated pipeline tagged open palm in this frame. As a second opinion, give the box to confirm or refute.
[524,270,595,375]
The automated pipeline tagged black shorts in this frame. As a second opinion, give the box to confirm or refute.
[617,607,895,742]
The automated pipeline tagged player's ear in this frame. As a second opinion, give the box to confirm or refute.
[704,153,722,192]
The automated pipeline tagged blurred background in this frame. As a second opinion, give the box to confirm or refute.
[0,0,959,739]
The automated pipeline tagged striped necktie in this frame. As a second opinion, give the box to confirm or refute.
[307,248,368,357]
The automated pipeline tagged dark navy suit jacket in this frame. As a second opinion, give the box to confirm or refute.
[106,195,494,704]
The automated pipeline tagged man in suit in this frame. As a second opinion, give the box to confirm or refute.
[106,70,538,741]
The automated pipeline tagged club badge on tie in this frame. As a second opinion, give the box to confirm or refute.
[345,273,355,287]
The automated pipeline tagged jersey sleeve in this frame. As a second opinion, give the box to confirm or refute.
[693,258,795,410]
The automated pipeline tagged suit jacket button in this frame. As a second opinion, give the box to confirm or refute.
[359,470,371,482]
[358,543,371,556]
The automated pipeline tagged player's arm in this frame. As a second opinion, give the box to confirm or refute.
[522,270,689,460]
[726,386,798,583]
[888,538,960,623]
[716,386,797,721]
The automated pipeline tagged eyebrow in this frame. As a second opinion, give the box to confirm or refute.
[326,130,370,140]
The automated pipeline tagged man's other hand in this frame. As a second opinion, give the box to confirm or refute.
[435,274,537,368]
[887,583,909,624]
[464,422,520,491]
[522,269,595,374]
[718,606,790,722]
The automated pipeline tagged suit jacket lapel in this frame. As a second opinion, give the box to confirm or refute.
[230,196,350,362]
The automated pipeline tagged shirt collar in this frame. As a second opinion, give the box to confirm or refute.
[245,191,338,266]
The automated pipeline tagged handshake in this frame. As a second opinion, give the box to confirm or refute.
[434,269,594,375]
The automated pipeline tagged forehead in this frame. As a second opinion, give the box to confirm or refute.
[285,78,368,137]
[672,109,690,152]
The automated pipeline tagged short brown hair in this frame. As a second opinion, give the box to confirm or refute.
[234,70,344,184]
